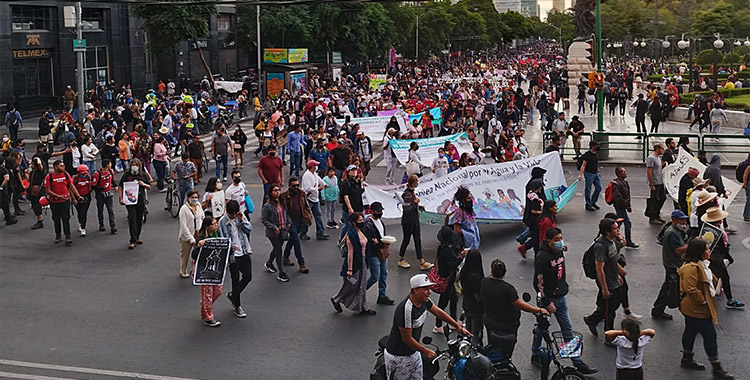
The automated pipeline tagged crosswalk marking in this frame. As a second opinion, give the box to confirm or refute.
[0,359,205,380]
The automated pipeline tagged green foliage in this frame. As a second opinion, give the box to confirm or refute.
[543,11,575,47]
[722,52,743,65]
[679,88,750,107]
[696,49,721,65]
[692,1,737,35]
[132,0,217,54]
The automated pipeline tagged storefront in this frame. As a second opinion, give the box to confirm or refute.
[12,47,54,97]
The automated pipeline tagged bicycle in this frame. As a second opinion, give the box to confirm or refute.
[164,178,180,218]
[522,292,587,380]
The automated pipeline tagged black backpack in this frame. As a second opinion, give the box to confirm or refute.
[656,221,673,246]
[6,111,19,127]
[736,161,749,183]
[581,240,600,280]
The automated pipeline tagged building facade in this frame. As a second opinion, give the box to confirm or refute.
[493,0,539,18]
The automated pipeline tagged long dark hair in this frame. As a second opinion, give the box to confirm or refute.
[454,186,474,216]
[541,200,557,223]
[461,248,484,280]
[205,177,219,193]
[621,318,641,355]
[684,238,708,262]
[197,216,216,238]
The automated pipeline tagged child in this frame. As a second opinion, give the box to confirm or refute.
[321,167,340,229]
[605,318,655,380]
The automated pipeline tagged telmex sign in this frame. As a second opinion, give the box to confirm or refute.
[12,49,50,59]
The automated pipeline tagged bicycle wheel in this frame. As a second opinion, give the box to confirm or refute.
[169,189,180,218]
[550,367,586,380]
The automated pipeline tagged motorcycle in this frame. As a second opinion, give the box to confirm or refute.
[214,105,234,130]
[480,332,521,379]
[522,292,587,380]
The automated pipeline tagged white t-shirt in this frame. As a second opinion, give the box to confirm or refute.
[225,183,247,212]
[613,335,652,369]
[432,156,448,177]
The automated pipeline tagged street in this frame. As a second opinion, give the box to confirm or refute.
[1,117,749,380]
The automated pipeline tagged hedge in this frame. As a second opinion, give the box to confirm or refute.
[679,87,750,106]
[648,71,750,82]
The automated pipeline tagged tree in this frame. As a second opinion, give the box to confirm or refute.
[543,11,575,49]
[691,2,735,35]
[132,0,217,85]
[460,0,510,49]
[499,11,537,39]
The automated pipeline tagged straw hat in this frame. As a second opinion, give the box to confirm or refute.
[692,177,708,188]
[701,207,728,223]
[695,190,718,206]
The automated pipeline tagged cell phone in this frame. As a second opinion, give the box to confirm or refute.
[347,276,357,285]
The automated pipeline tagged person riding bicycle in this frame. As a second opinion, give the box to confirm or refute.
[384,274,470,380]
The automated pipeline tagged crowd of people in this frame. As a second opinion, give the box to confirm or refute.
[2,39,749,380]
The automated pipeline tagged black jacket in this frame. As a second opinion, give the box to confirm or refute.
[533,243,569,306]
[363,215,386,252]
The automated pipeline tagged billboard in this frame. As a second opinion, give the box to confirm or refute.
[266,72,285,98]
[263,48,288,63]
[287,48,309,63]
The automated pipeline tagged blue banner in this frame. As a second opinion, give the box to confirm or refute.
[409,107,443,126]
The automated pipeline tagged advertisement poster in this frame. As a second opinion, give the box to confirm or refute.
[388,133,473,165]
[368,74,387,90]
[287,48,309,63]
[122,181,139,206]
[290,71,307,95]
[335,115,407,141]
[266,72,285,99]
[364,152,571,223]
[263,48,288,63]
[663,148,741,207]
[192,238,231,286]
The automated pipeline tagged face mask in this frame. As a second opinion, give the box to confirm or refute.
[216,183,223,191]
[485,153,492,158]
[355,222,365,229]
[189,198,199,206]
[500,150,506,155]
[373,212,383,219]
[553,240,565,251]
[233,178,241,184]
[2,138,8,142]
[519,146,526,153]
[269,152,276,157]
[675,223,689,232]
[130,166,139,174]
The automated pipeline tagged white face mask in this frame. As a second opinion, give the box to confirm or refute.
[130,166,139,174]
[189,198,199,206]
[216,183,223,191]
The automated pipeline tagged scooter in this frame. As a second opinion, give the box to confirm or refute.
[370,336,440,380]
[522,292,587,380]
[480,331,522,379]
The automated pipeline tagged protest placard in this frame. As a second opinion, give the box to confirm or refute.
[193,238,231,286]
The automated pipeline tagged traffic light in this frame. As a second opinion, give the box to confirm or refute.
[587,72,596,89]
[584,40,596,69]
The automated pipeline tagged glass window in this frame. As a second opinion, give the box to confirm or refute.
[11,6,50,31]
[13,58,53,96]
[82,8,104,31]
[217,14,232,32]
[83,46,109,88]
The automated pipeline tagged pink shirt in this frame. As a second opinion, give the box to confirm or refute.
[153,143,168,162]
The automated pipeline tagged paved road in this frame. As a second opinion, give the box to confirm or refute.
[1,116,749,380]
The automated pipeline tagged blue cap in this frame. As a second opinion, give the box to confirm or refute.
[671,210,688,219]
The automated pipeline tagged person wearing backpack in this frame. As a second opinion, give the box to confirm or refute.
[650,210,689,321]
[4,105,22,142]
[577,140,602,212]
[583,218,626,341]
[44,160,81,246]
[92,159,117,234]
[611,167,639,248]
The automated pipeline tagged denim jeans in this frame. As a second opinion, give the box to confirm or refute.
[743,185,750,220]
[578,99,585,114]
[178,182,194,208]
[145,120,153,136]
[153,160,167,190]
[583,172,602,207]
[283,220,305,265]
[84,160,96,174]
[531,296,583,365]
[289,150,301,177]
[682,314,718,361]
[614,206,633,244]
[366,256,388,299]
[304,200,325,238]
[215,154,228,179]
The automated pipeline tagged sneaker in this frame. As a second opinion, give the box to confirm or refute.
[360,309,377,315]
[651,312,673,320]
[649,218,663,225]
[517,244,527,259]
[377,296,395,305]
[300,234,310,240]
[333,223,340,229]
[226,292,236,308]
[725,226,737,235]
[397,259,411,269]
[585,205,596,211]
[744,218,750,222]
[80,228,87,237]
[316,234,330,240]
[277,273,289,282]
[625,242,639,249]
[432,326,445,334]
[604,338,617,348]
[99,226,106,232]
[623,310,643,319]
[327,222,336,229]
[583,316,598,336]
[159,188,168,193]
[575,362,598,375]
[265,261,277,273]
[111,228,117,234]
[592,204,600,210]
[234,306,247,318]
[223,177,228,182]
[419,261,434,271]
[31,221,44,230]
[283,259,295,266]
[203,319,221,327]
[331,297,343,313]
[726,300,745,309]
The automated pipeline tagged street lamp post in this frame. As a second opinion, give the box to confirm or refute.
[713,34,724,92]
[677,36,691,89]
[415,13,420,60]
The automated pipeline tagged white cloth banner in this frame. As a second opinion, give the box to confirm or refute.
[389,133,474,165]
[663,148,741,207]
[335,115,407,141]
[213,81,244,93]
[364,152,567,220]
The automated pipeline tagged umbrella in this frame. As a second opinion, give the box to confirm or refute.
[556,55,564,59]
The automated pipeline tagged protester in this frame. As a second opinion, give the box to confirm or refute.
[231,125,247,169]
[261,184,290,282]
[584,218,626,340]
[331,212,376,315]
[519,178,544,258]
[212,127,233,182]
[532,228,597,374]
[678,167,699,212]
[44,160,81,245]
[27,157,46,229]
[152,136,169,192]
[432,226,465,334]
[645,143,667,224]
[300,159,329,240]
[677,238,734,379]
[321,167,340,229]
[219,200,253,317]
[537,200,558,244]
[448,186,480,250]
[340,164,365,223]
[72,165,93,237]
[258,145,283,203]
[363,202,394,305]
[611,167,639,248]
[459,248,484,345]
[92,159,117,234]
[118,158,150,249]
[578,141,603,211]
[279,177,312,275]
[397,175,432,270]
[0,159,15,225]
[172,152,197,207]
[192,217,222,327]
[701,207,744,310]
[178,189,204,279]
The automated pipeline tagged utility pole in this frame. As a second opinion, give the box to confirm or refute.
[256,5,261,93]
[596,0,603,132]
[76,1,85,120]
[653,0,658,61]
[415,14,420,60]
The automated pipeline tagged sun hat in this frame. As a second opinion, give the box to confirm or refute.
[695,190,718,206]
[701,206,728,223]
[692,177,708,188]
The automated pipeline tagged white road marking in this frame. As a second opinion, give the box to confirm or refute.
[0,371,74,380]
[742,237,750,251]
[0,360,204,380]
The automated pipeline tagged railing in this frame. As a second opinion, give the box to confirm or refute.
[701,134,750,158]
[543,132,593,160]
[591,131,649,163]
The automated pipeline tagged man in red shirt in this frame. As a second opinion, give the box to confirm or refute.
[44,160,81,245]
[258,145,283,203]
[92,159,118,234]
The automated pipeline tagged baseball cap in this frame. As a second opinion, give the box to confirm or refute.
[604,212,624,223]
[337,138,345,144]
[410,274,436,289]
[346,164,357,171]
[339,130,347,136]
[589,140,600,148]
[671,210,689,219]
[306,159,320,168]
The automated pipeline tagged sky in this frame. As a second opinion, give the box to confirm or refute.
[538,0,571,21]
